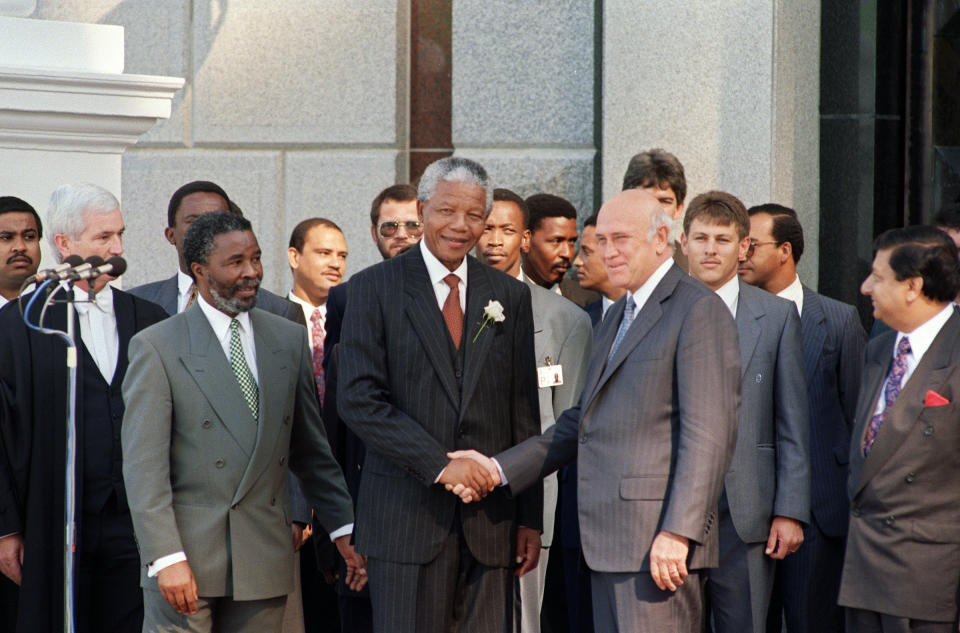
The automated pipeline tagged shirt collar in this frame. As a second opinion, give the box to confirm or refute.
[0,295,8,309]
[629,258,674,313]
[421,242,468,287]
[776,274,804,316]
[288,291,326,320]
[71,284,115,315]
[714,275,740,318]
[896,303,955,365]
[197,292,252,340]
[177,270,194,297]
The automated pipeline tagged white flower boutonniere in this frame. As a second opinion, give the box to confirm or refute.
[473,300,506,342]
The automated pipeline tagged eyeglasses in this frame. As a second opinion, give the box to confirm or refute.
[378,221,423,238]
[746,239,782,259]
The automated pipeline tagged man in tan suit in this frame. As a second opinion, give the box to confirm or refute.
[840,226,960,633]
[122,211,363,632]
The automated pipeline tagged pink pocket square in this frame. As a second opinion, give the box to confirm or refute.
[924,390,950,407]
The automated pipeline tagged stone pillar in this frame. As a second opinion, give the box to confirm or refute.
[602,0,821,283]
[0,15,183,273]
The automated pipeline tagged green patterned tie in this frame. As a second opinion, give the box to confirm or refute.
[229,319,259,421]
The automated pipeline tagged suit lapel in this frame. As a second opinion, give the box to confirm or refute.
[403,246,460,408]
[179,305,257,457]
[847,339,889,492]
[579,296,622,409]
[854,314,960,495]
[460,258,496,419]
[111,288,135,387]
[735,282,762,378]
[800,286,827,384]
[158,275,178,316]
[232,309,289,504]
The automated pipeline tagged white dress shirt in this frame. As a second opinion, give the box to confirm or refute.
[421,242,467,312]
[601,295,614,318]
[777,274,805,317]
[713,275,740,319]
[74,286,119,383]
[288,292,326,349]
[0,295,8,310]
[176,270,195,314]
[872,304,954,415]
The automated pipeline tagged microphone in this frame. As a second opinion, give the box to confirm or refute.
[73,256,127,281]
[33,255,84,282]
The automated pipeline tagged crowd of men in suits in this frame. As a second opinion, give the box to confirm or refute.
[0,146,958,633]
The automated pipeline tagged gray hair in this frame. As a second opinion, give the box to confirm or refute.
[648,208,676,252]
[417,157,493,213]
[47,183,120,262]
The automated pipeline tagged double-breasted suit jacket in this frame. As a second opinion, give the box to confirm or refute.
[120,304,353,600]
[498,263,740,573]
[839,311,960,622]
[337,244,542,568]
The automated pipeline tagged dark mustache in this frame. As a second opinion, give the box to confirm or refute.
[6,254,33,265]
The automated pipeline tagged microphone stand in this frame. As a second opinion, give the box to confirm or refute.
[21,278,94,633]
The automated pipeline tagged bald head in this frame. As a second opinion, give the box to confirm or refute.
[595,189,673,293]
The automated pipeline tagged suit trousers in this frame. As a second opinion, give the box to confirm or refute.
[766,518,845,633]
[142,589,287,633]
[366,522,512,633]
[705,499,775,633]
[845,608,953,633]
[75,498,142,633]
[591,568,704,633]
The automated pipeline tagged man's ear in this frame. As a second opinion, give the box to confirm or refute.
[521,229,531,252]
[779,242,793,265]
[287,246,300,270]
[164,226,176,247]
[680,232,689,256]
[53,233,71,261]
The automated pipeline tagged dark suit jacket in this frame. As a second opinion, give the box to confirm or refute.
[584,299,603,327]
[838,311,960,621]
[0,287,167,633]
[498,263,740,572]
[337,244,542,568]
[800,286,866,537]
[128,274,304,324]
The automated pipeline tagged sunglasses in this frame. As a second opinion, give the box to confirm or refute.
[378,221,423,238]
[745,239,782,259]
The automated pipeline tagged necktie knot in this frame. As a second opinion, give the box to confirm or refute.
[896,336,911,358]
[311,308,323,325]
[230,318,240,332]
[443,274,459,290]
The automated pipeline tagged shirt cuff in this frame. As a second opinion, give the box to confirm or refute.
[491,458,508,486]
[147,551,187,577]
[328,523,353,541]
[434,466,446,484]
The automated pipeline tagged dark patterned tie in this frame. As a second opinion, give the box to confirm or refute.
[442,274,463,349]
[310,308,325,402]
[607,295,636,361]
[229,319,259,421]
[863,336,911,456]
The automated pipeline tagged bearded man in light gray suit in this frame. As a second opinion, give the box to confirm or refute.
[121,212,364,632]
[681,191,810,633]
[453,188,741,631]
[475,188,593,632]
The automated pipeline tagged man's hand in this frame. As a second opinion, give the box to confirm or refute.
[0,533,24,585]
[157,560,198,615]
[649,531,689,591]
[437,456,495,502]
[442,450,501,502]
[514,527,541,577]
[334,535,368,592]
[291,522,313,552]
[765,516,804,559]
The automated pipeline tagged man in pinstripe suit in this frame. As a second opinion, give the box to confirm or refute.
[741,204,866,633]
[337,157,542,633]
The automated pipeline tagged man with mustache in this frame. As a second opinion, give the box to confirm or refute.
[0,196,42,308]
[681,191,810,633]
[521,193,598,307]
[121,211,362,632]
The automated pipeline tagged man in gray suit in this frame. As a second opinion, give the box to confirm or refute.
[475,187,593,632]
[680,191,810,633]
[121,212,363,632]
[840,227,960,633]
[128,180,301,321]
[740,203,866,633]
[454,188,741,631]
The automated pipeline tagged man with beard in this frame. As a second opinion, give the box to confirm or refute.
[0,184,168,633]
[121,211,364,632]
[521,193,598,307]
[0,196,42,308]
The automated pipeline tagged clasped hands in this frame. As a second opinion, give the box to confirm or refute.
[438,450,501,503]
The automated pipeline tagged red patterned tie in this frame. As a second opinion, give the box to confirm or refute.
[442,274,463,349]
[310,308,325,402]
[863,336,911,456]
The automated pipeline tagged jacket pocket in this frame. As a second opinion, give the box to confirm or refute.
[620,475,668,500]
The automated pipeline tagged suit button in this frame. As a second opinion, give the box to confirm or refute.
[905,472,916,483]
[885,515,896,526]
[215,459,225,468]
[924,426,934,436]
[202,420,212,428]
[279,456,286,465]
